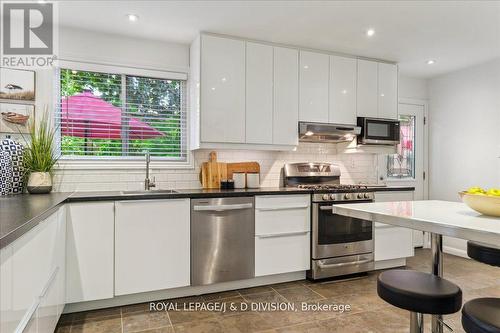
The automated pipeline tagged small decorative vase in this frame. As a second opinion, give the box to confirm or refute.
[27,172,53,194]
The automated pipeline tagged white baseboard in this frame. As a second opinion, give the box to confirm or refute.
[63,271,306,313]
[374,258,407,270]
[443,245,469,258]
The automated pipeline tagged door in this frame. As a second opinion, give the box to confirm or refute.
[115,199,190,295]
[201,35,246,143]
[299,50,329,122]
[329,56,357,125]
[191,197,255,286]
[379,102,427,246]
[246,42,273,144]
[273,46,299,145]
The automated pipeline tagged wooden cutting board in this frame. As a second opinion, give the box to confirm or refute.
[200,151,227,189]
[226,162,260,179]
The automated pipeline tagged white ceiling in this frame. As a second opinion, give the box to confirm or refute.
[58,0,500,78]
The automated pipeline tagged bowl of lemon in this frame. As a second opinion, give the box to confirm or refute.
[459,187,500,217]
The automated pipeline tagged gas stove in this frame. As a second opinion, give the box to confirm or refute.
[283,162,375,280]
[283,162,375,202]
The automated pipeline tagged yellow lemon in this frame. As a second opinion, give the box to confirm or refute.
[486,188,500,197]
[467,187,486,194]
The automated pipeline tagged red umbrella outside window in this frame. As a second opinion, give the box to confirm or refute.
[61,91,163,139]
[61,91,164,153]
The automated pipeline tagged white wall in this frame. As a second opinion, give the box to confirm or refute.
[59,27,189,72]
[428,57,500,256]
[399,75,428,100]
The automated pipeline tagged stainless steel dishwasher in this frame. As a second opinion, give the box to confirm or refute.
[191,197,255,286]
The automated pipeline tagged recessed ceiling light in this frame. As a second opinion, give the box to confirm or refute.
[127,14,139,22]
[366,28,375,37]
[426,59,436,65]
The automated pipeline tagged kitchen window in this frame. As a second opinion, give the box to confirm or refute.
[56,67,188,165]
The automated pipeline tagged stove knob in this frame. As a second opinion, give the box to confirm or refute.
[322,194,330,201]
[364,193,371,199]
[330,194,336,201]
[357,193,364,199]
[344,193,351,200]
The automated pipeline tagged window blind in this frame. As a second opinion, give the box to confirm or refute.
[55,68,187,161]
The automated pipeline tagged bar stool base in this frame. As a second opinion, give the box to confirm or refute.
[411,312,424,333]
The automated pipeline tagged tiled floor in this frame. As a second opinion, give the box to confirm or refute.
[56,249,500,333]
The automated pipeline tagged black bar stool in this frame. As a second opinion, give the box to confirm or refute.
[377,269,462,333]
[461,242,500,333]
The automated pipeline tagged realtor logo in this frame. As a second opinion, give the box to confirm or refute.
[3,2,53,54]
[1,1,58,68]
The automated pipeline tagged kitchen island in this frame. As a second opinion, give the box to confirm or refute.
[333,200,500,333]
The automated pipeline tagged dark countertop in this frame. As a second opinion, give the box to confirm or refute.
[1,185,415,249]
[0,192,72,249]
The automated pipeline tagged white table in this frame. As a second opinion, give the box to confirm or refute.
[333,200,500,333]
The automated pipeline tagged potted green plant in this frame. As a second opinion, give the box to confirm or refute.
[22,111,59,194]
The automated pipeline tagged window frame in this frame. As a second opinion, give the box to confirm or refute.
[54,61,193,170]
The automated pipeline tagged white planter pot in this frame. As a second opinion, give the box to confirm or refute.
[27,172,53,194]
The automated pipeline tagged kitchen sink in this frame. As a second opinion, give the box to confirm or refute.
[120,189,178,195]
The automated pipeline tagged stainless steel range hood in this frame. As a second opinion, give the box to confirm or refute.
[299,122,361,143]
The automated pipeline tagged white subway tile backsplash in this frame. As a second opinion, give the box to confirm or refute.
[52,143,379,192]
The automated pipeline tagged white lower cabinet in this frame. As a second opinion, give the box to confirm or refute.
[66,202,114,303]
[374,191,415,263]
[254,195,310,276]
[375,225,414,261]
[114,199,190,296]
[0,207,65,333]
[0,245,14,333]
[255,233,310,277]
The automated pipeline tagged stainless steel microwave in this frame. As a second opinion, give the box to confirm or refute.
[357,117,400,145]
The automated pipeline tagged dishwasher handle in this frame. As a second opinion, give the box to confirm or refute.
[193,203,253,212]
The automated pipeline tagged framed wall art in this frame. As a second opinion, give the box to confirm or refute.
[0,103,34,134]
[0,68,36,101]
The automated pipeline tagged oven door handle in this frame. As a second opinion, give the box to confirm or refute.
[319,205,334,210]
[318,258,372,269]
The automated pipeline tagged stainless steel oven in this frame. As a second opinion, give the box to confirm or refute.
[283,162,375,280]
[308,193,375,280]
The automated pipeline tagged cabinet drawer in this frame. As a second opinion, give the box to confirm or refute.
[255,232,310,276]
[375,227,413,261]
[255,195,310,235]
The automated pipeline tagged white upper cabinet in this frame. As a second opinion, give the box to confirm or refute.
[357,59,379,118]
[357,60,398,119]
[273,47,299,146]
[378,63,398,119]
[329,56,357,124]
[299,51,329,123]
[246,42,273,144]
[200,35,246,143]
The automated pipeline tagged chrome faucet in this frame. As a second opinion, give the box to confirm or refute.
[144,151,156,191]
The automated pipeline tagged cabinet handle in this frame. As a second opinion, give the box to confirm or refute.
[318,258,372,269]
[14,299,40,333]
[257,231,309,238]
[193,203,253,212]
[256,205,309,211]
